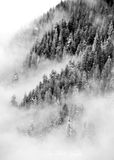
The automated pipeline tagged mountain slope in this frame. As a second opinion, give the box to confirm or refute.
[9,1,71,54]
[18,0,114,107]
[10,0,114,137]
[25,0,114,68]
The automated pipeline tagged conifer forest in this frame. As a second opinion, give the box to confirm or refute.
[0,0,114,159]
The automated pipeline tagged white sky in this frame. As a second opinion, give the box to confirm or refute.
[0,0,61,43]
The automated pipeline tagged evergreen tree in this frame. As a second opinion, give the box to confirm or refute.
[101,56,112,91]
[11,95,18,107]
[101,56,112,80]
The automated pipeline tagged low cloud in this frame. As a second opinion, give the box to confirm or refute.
[0,85,114,160]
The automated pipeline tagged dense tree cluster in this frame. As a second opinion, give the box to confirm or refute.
[20,0,114,108]
[104,0,114,7]
[21,51,113,108]
[9,0,113,135]
[27,0,114,68]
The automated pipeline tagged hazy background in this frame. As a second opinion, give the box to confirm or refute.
[0,0,114,160]
[0,0,61,44]
[0,0,61,82]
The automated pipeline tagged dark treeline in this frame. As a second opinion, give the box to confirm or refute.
[104,0,114,6]
[27,0,114,68]
[20,53,113,108]
[18,0,114,110]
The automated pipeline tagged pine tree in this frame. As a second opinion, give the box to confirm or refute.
[45,89,52,104]
[108,21,113,37]
[11,95,18,107]
[92,31,101,53]
[66,117,72,137]
[101,56,112,80]
[22,93,27,107]
[101,56,112,92]
[93,64,100,80]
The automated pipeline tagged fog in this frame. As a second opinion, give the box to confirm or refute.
[0,0,61,42]
[0,80,114,160]
[0,42,114,160]
[0,0,113,160]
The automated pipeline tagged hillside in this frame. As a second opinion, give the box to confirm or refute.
[9,1,71,54]
[9,0,114,138]
[18,0,114,107]
[25,0,114,67]
[6,0,112,138]
[1,0,114,160]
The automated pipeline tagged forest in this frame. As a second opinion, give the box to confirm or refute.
[7,0,113,137]
[18,0,114,108]
[1,0,114,160]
